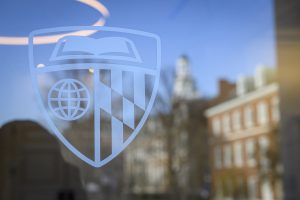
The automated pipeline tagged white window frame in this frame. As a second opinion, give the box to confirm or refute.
[223,145,232,168]
[244,106,254,128]
[214,146,222,169]
[232,110,241,131]
[222,114,231,135]
[259,136,270,170]
[246,139,256,167]
[234,141,243,167]
[248,176,257,199]
[212,117,221,135]
[257,101,269,125]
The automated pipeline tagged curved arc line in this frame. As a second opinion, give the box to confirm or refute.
[0,0,109,45]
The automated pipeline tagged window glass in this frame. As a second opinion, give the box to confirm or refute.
[232,110,241,131]
[234,141,243,167]
[244,106,254,128]
[214,146,222,169]
[222,114,231,134]
[223,144,232,167]
[246,139,256,167]
[257,101,269,125]
[259,136,270,170]
[212,117,221,135]
[248,176,257,199]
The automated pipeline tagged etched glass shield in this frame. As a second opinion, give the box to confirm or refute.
[28,27,161,167]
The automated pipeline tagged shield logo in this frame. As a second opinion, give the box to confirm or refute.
[28,26,161,167]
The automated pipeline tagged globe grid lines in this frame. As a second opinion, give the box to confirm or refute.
[48,79,90,121]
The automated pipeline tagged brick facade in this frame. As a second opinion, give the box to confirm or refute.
[206,82,282,200]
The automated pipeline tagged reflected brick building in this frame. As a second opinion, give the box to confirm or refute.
[206,66,282,199]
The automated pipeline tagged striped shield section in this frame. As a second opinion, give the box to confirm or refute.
[94,68,154,162]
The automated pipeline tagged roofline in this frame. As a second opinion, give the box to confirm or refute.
[205,82,279,117]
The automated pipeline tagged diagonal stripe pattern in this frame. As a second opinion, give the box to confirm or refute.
[96,69,148,159]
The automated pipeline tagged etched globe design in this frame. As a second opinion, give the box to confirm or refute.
[48,79,90,120]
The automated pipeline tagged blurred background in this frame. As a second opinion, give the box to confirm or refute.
[0,0,299,199]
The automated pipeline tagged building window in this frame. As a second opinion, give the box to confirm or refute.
[257,101,269,125]
[246,139,256,167]
[212,117,221,135]
[214,146,222,169]
[244,106,254,128]
[247,176,257,199]
[261,180,274,200]
[222,114,231,134]
[234,141,243,167]
[237,177,246,198]
[224,178,233,198]
[216,180,223,199]
[232,110,241,131]
[259,136,270,170]
[272,96,280,122]
[223,144,232,167]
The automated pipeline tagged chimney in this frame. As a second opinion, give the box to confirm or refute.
[218,79,236,99]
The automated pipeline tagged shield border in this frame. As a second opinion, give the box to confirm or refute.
[28,26,161,168]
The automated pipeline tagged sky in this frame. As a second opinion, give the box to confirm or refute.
[0,0,276,126]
